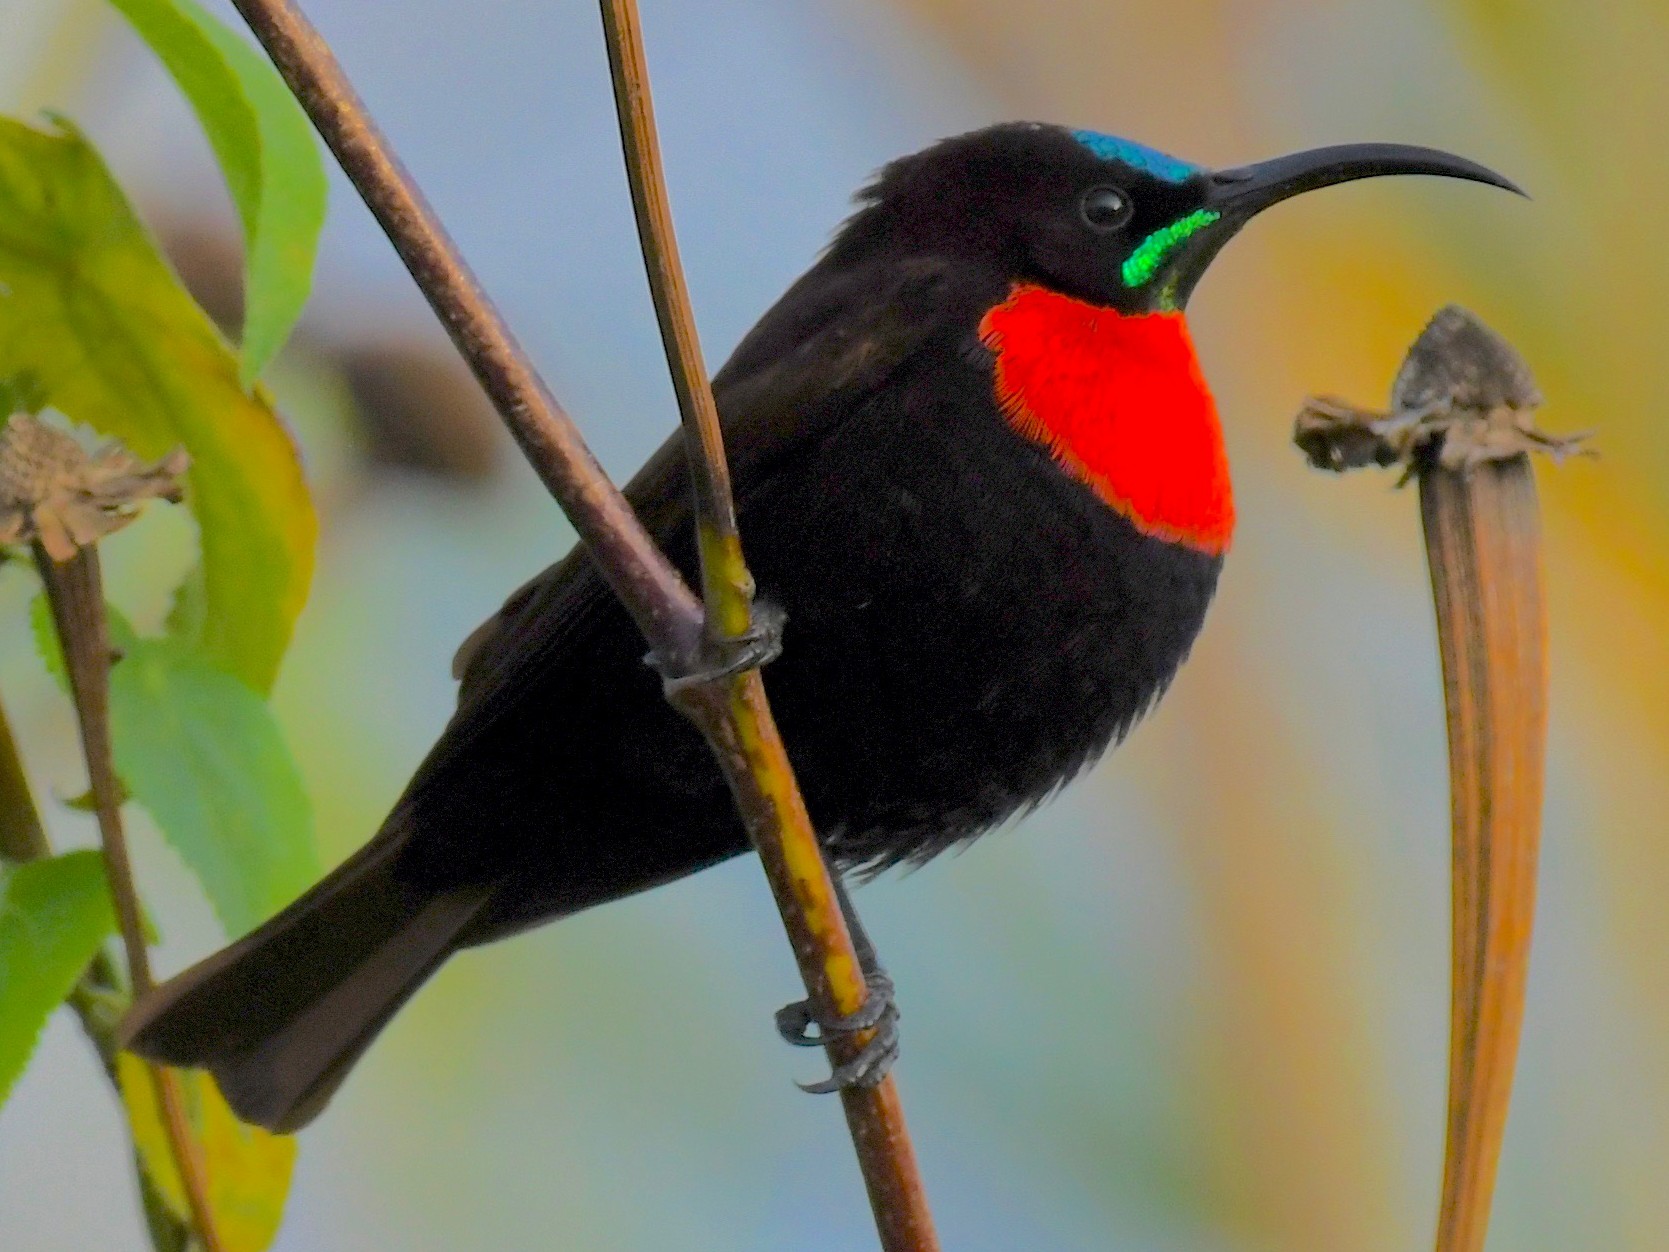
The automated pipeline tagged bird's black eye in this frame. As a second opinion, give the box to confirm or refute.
[1079,185,1133,232]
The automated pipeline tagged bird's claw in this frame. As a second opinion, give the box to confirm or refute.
[796,1026,900,1094]
[775,971,900,1093]
[775,971,895,1045]
[649,602,785,695]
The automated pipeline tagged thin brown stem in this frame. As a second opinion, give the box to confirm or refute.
[0,687,52,863]
[151,1066,221,1250]
[693,673,939,1250]
[33,544,226,1252]
[0,691,190,1252]
[35,545,150,987]
[224,0,705,670]
[595,0,748,634]
[596,3,938,1245]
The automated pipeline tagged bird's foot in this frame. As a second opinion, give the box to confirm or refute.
[775,970,900,1094]
[649,602,785,695]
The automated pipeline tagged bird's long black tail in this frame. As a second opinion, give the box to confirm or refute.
[120,822,494,1133]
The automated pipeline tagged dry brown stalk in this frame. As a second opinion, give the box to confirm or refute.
[0,693,192,1252]
[1294,306,1565,1252]
[0,414,222,1252]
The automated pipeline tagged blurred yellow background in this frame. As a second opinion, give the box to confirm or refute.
[1,1,1662,1248]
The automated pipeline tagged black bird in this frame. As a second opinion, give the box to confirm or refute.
[123,122,1518,1131]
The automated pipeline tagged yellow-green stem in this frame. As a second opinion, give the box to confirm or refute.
[596,1,939,1243]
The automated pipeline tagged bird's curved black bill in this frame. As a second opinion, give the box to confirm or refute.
[1158,143,1522,306]
[1206,143,1526,220]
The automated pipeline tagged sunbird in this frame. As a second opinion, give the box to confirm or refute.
[124,122,1517,1131]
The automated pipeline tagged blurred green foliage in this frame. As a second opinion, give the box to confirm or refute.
[0,851,112,1103]
[92,605,313,940]
[0,0,326,1246]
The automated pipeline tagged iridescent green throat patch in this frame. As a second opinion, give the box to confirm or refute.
[1121,209,1222,288]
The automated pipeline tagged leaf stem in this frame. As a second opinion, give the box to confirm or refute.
[35,546,148,983]
[33,543,226,1252]
[0,688,52,863]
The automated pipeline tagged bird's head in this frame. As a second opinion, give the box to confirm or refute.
[839,122,1521,312]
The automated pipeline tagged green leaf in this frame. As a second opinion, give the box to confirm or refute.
[0,851,114,1106]
[119,1053,297,1252]
[0,117,316,692]
[164,564,209,649]
[28,594,64,687]
[105,0,327,383]
[108,630,316,939]
[28,598,314,937]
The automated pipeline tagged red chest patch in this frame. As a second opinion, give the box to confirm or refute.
[977,283,1233,555]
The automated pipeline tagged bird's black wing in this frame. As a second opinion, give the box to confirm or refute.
[427,252,968,776]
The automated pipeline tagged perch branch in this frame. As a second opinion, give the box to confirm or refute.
[595,2,937,1245]
[226,0,937,1244]
[596,0,746,631]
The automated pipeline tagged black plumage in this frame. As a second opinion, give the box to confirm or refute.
[121,122,1518,1131]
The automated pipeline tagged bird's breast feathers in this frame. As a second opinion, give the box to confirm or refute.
[977,282,1234,555]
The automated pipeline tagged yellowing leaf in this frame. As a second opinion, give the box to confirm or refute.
[118,1052,296,1252]
[0,116,315,693]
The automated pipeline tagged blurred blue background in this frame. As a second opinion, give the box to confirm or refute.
[2,0,1665,1248]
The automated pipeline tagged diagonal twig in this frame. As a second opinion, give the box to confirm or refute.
[223,0,705,670]
[1294,305,1560,1252]
[224,0,938,1244]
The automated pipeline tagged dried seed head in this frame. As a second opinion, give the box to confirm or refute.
[1294,306,1585,478]
[0,414,188,562]
[1392,305,1543,415]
